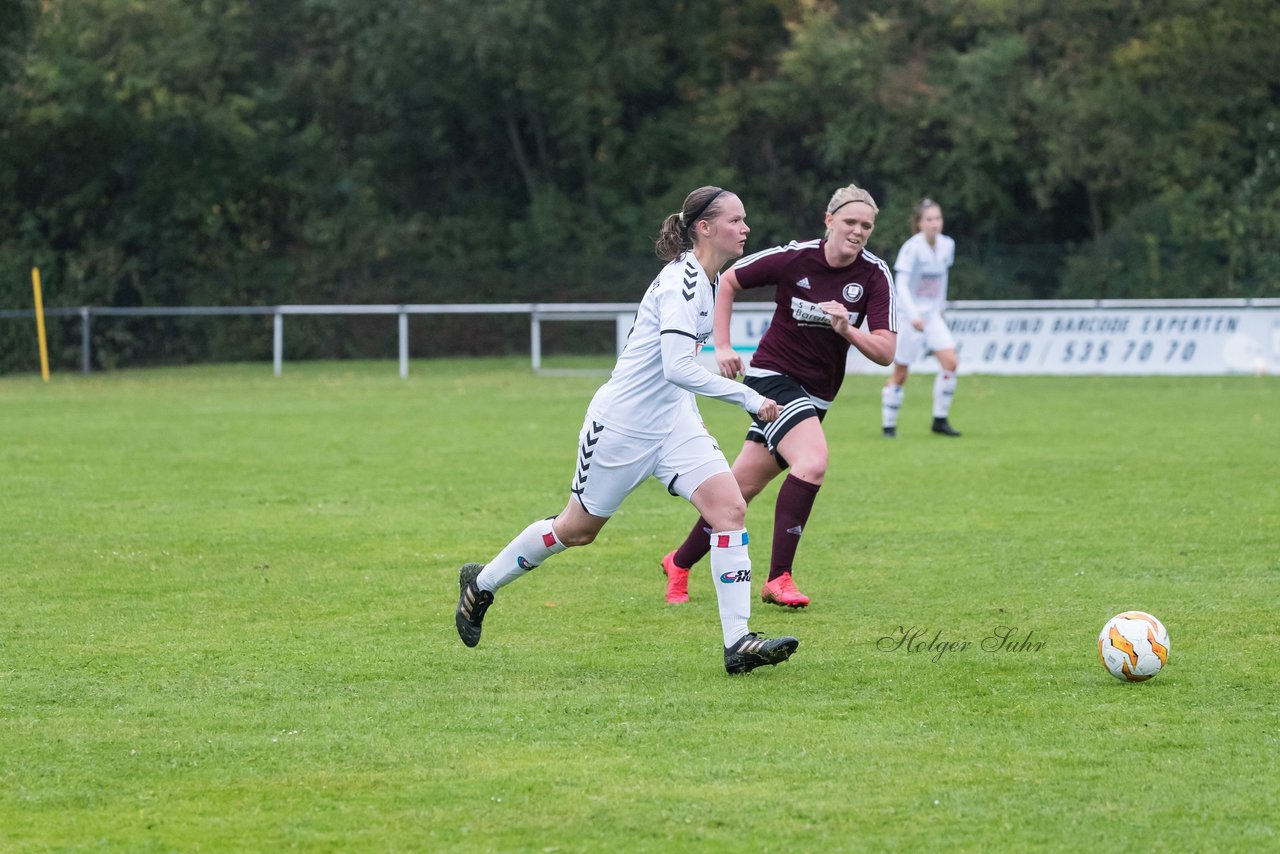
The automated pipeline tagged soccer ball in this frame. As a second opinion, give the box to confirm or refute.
[1098,611,1170,682]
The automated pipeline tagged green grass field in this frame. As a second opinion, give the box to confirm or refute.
[1,359,1277,851]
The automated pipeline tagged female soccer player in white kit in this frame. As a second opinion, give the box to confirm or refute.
[881,198,962,437]
[455,186,800,674]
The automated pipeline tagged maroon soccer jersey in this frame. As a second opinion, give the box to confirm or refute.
[733,238,896,401]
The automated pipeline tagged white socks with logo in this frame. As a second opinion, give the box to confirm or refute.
[884,374,958,425]
[476,518,566,592]
[475,521,755,649]
[709,529,752,647]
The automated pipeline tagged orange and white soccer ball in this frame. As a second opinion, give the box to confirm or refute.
[1098,611,1170,682]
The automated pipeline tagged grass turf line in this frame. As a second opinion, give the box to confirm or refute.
[1,359,1277,851]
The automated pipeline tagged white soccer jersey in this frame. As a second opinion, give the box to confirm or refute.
[893,232,955,320]
[586,252,765,439]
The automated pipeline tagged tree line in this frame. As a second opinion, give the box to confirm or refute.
[2,0,1277,371]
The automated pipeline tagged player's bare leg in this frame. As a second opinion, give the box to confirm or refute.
[729,440,783,503]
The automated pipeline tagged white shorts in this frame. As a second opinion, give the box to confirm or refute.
[569,412,730,518]
[893,312,955,366]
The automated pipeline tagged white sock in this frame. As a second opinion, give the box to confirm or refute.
[477,518,567,592]
[882,384,903,428]
[709,529,752,647]
[933,371,957,418]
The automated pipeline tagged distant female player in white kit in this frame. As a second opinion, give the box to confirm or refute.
[882,198,962,437]
[455,186,800,675]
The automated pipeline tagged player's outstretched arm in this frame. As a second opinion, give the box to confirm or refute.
[659,331,766,415]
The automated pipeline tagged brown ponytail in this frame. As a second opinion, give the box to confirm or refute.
[655,186,728,261]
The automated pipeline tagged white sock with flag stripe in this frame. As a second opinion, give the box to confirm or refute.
[477,518,567,592]
[709,529,752,647]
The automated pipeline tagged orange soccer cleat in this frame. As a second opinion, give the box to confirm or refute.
[761,572,810,608]
[661,551,690,604]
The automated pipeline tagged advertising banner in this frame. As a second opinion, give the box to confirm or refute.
[704,300,1280,376]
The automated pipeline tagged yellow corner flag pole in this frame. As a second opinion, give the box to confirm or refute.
[32,267,50,381]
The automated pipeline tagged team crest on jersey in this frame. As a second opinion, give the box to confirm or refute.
[795,277,811,290]
[842,283,864,302]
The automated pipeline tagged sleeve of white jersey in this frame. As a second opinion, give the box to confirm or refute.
[655,276,765,415]
[894,240,921,320]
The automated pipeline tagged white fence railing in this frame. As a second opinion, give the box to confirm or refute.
[4,298,1279,377]
[0,303,638,377]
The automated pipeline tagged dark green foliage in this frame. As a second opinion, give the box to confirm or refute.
[2,0,1277,371]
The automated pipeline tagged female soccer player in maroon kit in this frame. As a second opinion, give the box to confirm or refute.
[661,184,897,608]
